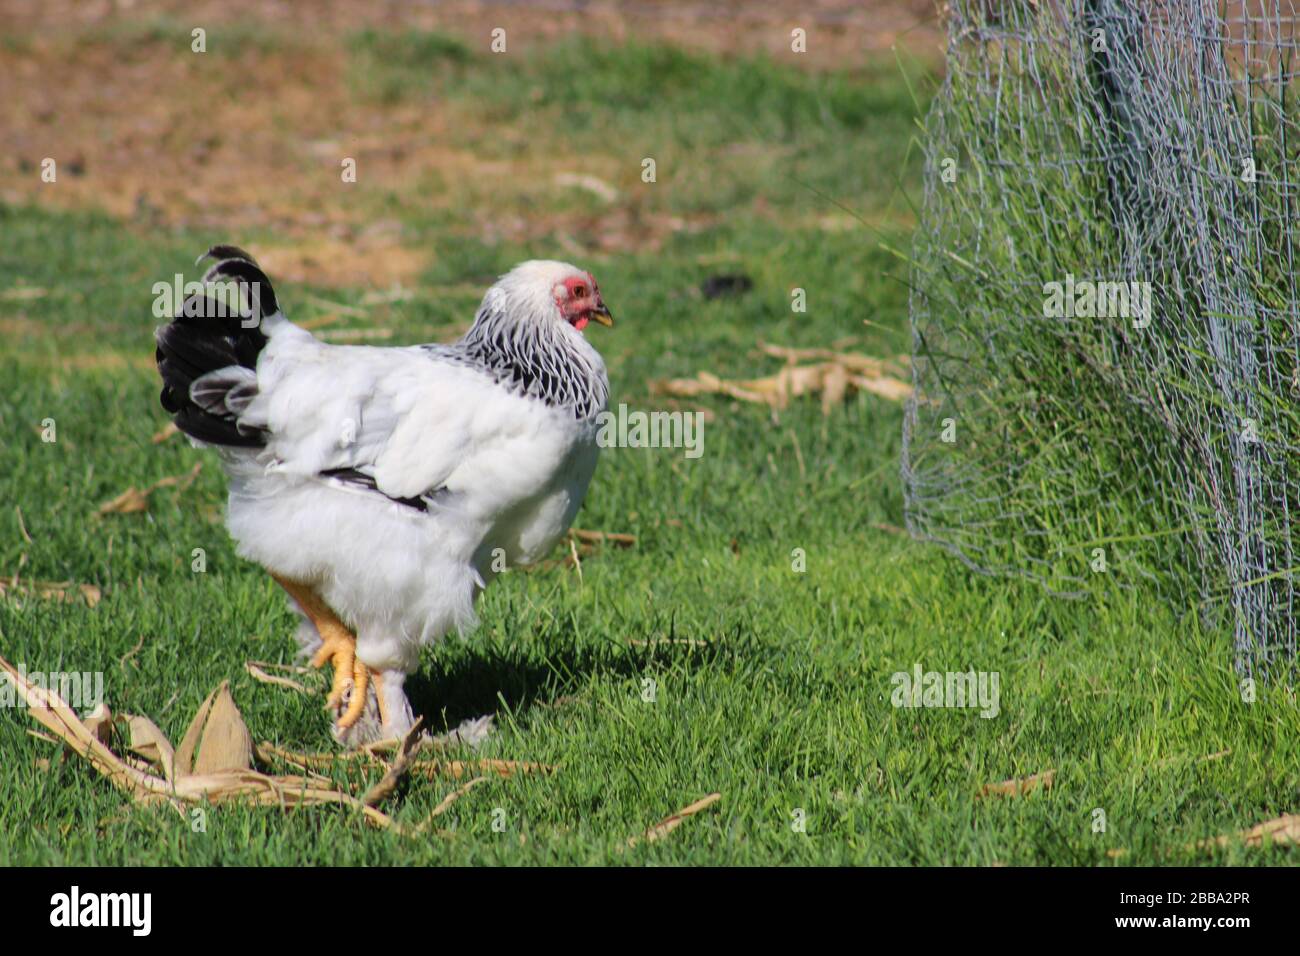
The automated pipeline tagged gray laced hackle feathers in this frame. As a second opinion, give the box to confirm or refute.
[438,302,610,421]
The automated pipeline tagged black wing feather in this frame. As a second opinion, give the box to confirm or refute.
[154,247,277,447]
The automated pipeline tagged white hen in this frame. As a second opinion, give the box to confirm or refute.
[155,247,612,744]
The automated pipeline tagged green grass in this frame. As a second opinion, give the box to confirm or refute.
[904,8,1300,676]
[347,29,922,220]
[0,32,1298,866]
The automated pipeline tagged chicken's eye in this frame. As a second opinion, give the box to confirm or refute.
[573,284,587,298]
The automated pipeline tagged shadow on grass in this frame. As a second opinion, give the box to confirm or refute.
[405,622,763,732]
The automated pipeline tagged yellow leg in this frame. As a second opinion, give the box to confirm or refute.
[372,670,390,729]
[273,574,371,731]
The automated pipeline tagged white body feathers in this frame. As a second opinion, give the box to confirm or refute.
[223,325,601,673]
[161,258,611,741]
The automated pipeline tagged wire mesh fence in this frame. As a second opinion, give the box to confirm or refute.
[902,0,1300,678]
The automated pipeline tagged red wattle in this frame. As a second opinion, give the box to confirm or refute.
[573,317,589,331]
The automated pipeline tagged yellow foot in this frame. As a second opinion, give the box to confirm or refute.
[273,573,373,733]
[309,630,373,730]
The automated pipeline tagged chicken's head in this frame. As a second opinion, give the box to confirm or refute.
[478,260,614,336]
[553,270,613,332]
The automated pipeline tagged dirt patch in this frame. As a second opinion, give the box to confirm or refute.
[5,1,943,61]
[2,32,457,285]
[0,1,939,286]
[254,238,429,290]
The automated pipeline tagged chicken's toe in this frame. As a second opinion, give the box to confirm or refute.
[311,631,357,711]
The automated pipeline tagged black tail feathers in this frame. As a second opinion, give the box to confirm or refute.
[155,245,278,447]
